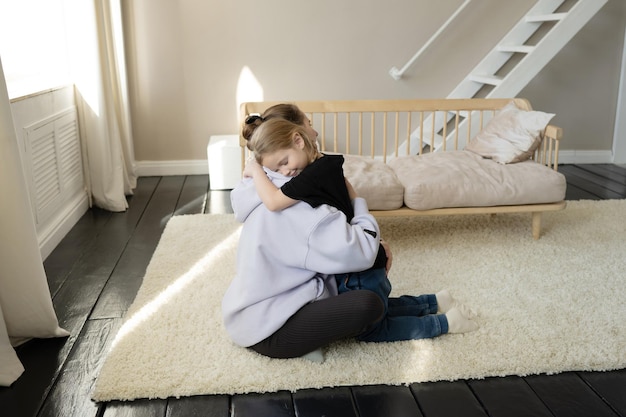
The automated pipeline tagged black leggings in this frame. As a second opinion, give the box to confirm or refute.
[250,290,384,358]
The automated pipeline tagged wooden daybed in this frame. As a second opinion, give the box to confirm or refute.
[239,98,567,239]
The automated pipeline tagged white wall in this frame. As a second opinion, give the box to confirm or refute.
[124,0,535,166]
[122,0,625,169]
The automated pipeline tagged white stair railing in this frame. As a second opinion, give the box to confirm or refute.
[389,0,471,81]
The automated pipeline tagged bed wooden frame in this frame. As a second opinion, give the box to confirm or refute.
[239,98,566,239]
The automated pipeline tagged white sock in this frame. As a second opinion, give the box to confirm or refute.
[436,289,477,319]
[300,348,324,363]
[446,307,479,334]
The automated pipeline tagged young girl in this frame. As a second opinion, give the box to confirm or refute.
[244,116,354,217]
[242,113,478,342]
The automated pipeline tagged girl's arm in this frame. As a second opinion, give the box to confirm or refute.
[244,158,298,211]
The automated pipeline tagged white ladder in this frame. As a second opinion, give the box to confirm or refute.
[406,0,608,154]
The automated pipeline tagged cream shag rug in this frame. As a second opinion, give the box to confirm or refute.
[92,200,626,401]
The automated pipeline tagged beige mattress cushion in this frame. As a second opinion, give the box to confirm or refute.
[388,151,566,210]
[342,154,404,210]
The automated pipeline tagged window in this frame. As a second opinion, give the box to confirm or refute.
[0,0,72,99]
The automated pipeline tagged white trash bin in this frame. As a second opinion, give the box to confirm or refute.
[207,135,241,190]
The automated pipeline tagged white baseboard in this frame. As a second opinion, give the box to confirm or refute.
[135,160,209,177]
[39,192,90,260]
[557,150,614,164]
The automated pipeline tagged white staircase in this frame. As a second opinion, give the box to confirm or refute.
[401,0,608,153]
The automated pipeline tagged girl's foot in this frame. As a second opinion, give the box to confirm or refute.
[436,289,477,319]
[446,308,479,333]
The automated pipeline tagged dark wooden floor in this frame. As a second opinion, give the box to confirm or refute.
[1,164,626,417]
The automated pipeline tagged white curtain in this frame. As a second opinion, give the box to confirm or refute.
[67,0,136,212]
[0,0,136,385]
[0,59,69,387]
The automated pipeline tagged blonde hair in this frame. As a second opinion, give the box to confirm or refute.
[249,118,320,164]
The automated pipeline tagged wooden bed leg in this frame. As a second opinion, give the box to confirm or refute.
[532,212,541,240]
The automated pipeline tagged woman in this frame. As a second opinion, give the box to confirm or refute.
[221,104,476,360]
[222,163,385,358]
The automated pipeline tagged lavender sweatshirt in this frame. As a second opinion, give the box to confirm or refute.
[221,169,381,347]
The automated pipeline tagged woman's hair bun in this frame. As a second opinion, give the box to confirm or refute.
[244,114,264,125]
[242,113,266,146]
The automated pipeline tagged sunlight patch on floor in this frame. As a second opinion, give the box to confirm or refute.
[109,227,241,350]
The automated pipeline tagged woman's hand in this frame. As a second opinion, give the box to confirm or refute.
[380,238,393,273]
[345,178,357,199]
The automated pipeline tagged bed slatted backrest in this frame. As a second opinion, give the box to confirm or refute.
[239,98,561,169]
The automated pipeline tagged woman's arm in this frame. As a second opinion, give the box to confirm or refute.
[380,238,393,273]
[346,176,393,272]
[244,158,298,211]
[345,177,357,200]
[304,198,382,274]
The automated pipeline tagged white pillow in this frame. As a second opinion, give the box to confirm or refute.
[465,101,555,164]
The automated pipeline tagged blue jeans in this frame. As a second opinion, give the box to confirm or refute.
[335,268,448,342]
